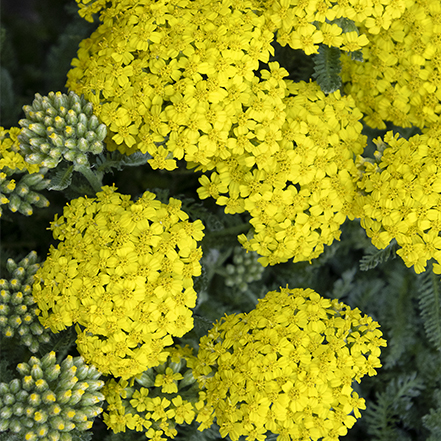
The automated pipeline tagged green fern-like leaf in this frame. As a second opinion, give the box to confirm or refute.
[423,407,441,438]
[46,18,97,92]
[174,421,224,441]
[193,314,214,339]
[103,432,145,441]
[359,241,398,271]
[364,373,425,441]
[181,198,224,232]
[47,163,73,191]
[95,150,151,174]
[418,267,441,351]
[382,266,418,368]
[349,49,364,61]
[312,44,342,94]
[329,267,357,299]
[70,431,93,441]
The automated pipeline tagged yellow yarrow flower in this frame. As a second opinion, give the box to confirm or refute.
[355,126,441,274]
[69,0,368,266]
[33,186,204,379]
[189,286,386,441]
[342,0,441,129]
[220,80,366,265]
[68,0,275,169]
[261,0,405,55]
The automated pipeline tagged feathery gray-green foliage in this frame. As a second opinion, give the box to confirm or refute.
[418,266,441,351]
[312,44,342,94]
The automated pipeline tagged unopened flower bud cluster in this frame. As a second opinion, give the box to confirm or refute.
[0,352,104,440]
[103,346,203,440]
[0,127,50,217]
[224,246,265,292]
[18,91,106,169]
[0,251,51,352]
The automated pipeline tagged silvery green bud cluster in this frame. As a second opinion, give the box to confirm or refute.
[0,251,51,352]
[0,168,50,217]
[18,91,107,169]
[225,246,265,292]
[0,352,104,440]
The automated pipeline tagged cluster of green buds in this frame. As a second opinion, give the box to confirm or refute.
[0,168,50,216]
[0,251,51,352]
[103,346,203,440]
[0,127,50,217]
[224,246,265,292]
[18,91,106,169]
[0,352,104,440]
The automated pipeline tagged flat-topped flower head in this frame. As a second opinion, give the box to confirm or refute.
[33,185,204,379]
[355,126,441,274]
[342,0,441,129]
[224,80,366,265]
[68,0,276,169]
[189,286,386,441]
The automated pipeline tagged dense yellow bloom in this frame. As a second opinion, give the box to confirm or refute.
[68,0,275,167]
[68,1,370,265]
[355,126,441,274]
[342,0,441,129]
[33,186,204,379]
[189,286,386,441]
[201,80,365,265]
[262,0,403,55]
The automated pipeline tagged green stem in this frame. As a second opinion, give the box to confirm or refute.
[74,165,104,193]
[208,223,250,236]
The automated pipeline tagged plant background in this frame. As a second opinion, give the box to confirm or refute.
[1,0,441,440]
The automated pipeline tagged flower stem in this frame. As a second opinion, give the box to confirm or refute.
[208,223,250,236]
[74,165,104,193]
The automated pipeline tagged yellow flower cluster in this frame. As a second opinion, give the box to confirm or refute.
[75,0,400,57]
[33,185,204,379]
[261,0,398,55]
[67,1,369,264]
[225,80,364,265]
[73,0,109,22]
[103,346,204,440]
[354,125,441,274]
[189,287,386,441]
[67,0,275,166]
[342,0,441,129]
